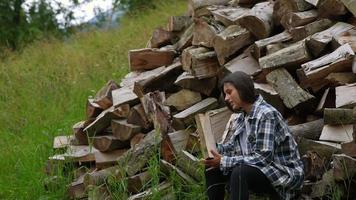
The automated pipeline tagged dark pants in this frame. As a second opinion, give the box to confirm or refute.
[205,164,280,200]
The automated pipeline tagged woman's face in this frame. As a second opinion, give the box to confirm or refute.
[223,82,243,112]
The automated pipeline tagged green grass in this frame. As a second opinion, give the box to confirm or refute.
[0,0,189,199]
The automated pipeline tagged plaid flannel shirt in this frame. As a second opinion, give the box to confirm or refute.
[217,95,304,200]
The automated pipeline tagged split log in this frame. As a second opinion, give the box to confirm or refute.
[319,124,354,143]
[340,0,356,16]
[73,121,89,145]
[252,31,292,59]
[148,27,174,48]
[177,150,204,182]
[259,40,311,71]
[332,27,356,52]
[53,135,73,150]
[182,46,209,71]
[130,133,146,149]
[87,185,111,200]
[325,72,356,86]
[296,137,342,161]
[289,119,324,140]
[133,62,183,98]
[94,80,119,110]
[167,16,192,32]
[168,130,190,153]
[213,25,253,65]
[335,83,356,108]
[254,83,286,115]
[342,141,356,157]
[290,19,333,41]
[281,10,318,30]
[318,0,348,17]
[238,2,274,39]
[127,171,151,194]
[192,17,225,48]
[92,135,129,152]
[86,99,103,119]
[186,51,221,79]
[332,154,356,181]
[266,68,316,113]
[224,52,261,76]
[174,72,217,96]
[174,24,194,51]
[273,0,313,27]
[300,43,354,81]
[305,0,320,6]
[160,160,196,184]
[111,87,139,108]
[306,22,354,57]
[302,151,327,181]
[127,104,152,131]
[51,145,98,163]
[308,170,335,198]
[164,89,202,111]
[127,181,172,200]
[120,66,166,88]
[68,173,87,199]
[173,98,218,129]
[354,56,356,73]
[84,105,130,137]
[188,0,230,17]
[128,48,176,71]
[94,149,128,169]
[324,108,356,125]
[210,6,249,26]
[266,43,290,55]
[111,120,141,141]
[83,130,162,186]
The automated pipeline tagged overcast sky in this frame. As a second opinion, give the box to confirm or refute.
[24,0,114,25]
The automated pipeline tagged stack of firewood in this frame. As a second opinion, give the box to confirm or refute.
[46,0,356,199]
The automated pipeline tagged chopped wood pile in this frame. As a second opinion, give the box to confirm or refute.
[46,0,356,199]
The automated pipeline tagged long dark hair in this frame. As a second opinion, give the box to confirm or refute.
[220,71,257,110]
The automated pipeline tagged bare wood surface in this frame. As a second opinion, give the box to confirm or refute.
[273,0,313,27]
[86,99,103,119]
[340,0,356,16]
[168,130,190,153]
[119,66,165,88]
[189,51,221,79]
[128,48,176,71]
[213,24,253,65]
[130,133,146,149]
[111,87,139,108]
[335,83,356,108]
[174,72,217,96]
[281,10,318,30]
[341,141,356,157]
[94,149,128,169]
[127,171,151,194]
[73,121,89,145]
[188,0,230,14]
[174,24,194,51]
[167,16,192,32]
[192,17,225,48]
[210,6,249,26]
[182,46,209,71]
[111,119,141,141]
[224,53,261,76]
[92,135,129,152]
[160,159,195,184]
[254,83,286,115]
[239,2,274,39]
[318,0,348,17]
[53,135,73,150]
[68,173,87,199]
[319,124,354,143]
[325,72,356,86]
[164,89,201,111]
[177,150,203,181]
[290,19,333,41]
[94,80,119,110]
[332,27,356,52]
[148,27,174,48]
[252,31,292,59]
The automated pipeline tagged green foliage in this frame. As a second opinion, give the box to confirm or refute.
[114,0,156,13]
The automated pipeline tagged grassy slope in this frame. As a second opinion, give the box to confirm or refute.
[0,1,187,199]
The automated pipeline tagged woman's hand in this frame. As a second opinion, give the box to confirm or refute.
[202,150,221,168]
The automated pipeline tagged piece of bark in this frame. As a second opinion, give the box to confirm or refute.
[289,119,324,140]
[148,27,174,48]
[340,0,356,16]
[332,27,356,52]
[92,135,129,152]
[210,6,249,26]
[111,87,139,108]
[325,72,356,86]
[127,181,172,200]
[281,10,319,30]
[128,48,176,71]
[307,22,355,57]
[111,119,141,141]
[167,16,192,32]
[84,105,130,137]
[164,89,202,111]
[130,133,146,149]
[177,150,204,182]
[318,0,348,17]
[94,80,119,110]
[315,88,335,113]
[127,171,151,194]
[224,52,262,76]
[174,72,217,96]
[94,149,128,169]
[127,104,152,131]
[192,17,225,48]
[300,43,355,80]
[213,25,253,65]
[335,83,356,108]
[174,24,194,51]
[319,124,354,143]
[53,135,73,150]
[168,130,190,153]
[83,130,162,187]
[259,40,311,71]
[133,62,183,98]
[239,2,274,39]
[68,173,87,199]
[86,98,103,119]
[290,19,333,41]
[73,121,89,145]
[142,91,175,163]
[160,160,196,184]
[324,108,356,125]
[332,154,356,181]
[302,151,327,181]
[173,98,218,129]
[266,68,316,113]
[254,83,286,115]
[252,31,293,59]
